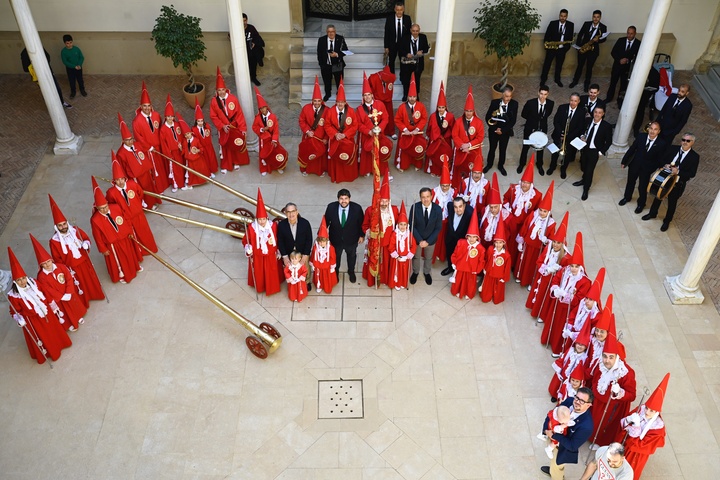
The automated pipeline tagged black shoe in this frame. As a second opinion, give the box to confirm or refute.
[560,170,567,179]
[323,94,330,102]
[641,213,656,221]
[550,397,558,403]
[569,81,578,88]
[634,205,644,214]
[307,282,313,292]
[540,466,550,477]
[555,80,563,87]
[546,167,555,175]
[69,93,76,99]
[252,78,261,86]
[258,59,264,67]
[482,165,492,174]
[348,272,357,283]
[410,273,418,285]
[583,84,589,92]
[618,198,628,206]
[498,166,507,176]
[538,166,545,176]
[424,274,432,285]
[516,165,524,174]
[572,180,584,187]
[581,191,589,201]
[605,96,613,103]
[80,90,87,97]
[660,221,670,232]
[441,267,453,276]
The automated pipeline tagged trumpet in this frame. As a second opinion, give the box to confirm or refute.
[578,32,601,54]
[487,108,502,126]
[642,121,652,133]
[558,113,571,166]
[544,39,575,50]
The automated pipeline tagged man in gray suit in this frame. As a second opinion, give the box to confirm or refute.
[408,187,442,285]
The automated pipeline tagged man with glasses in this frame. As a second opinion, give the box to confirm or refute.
[642,133,700,232]
[540,387,594,479]
[580,442,634,480]
[277,203,314,292]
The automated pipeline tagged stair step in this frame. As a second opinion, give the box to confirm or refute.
[692,73,720,122]
[709,64,720,83]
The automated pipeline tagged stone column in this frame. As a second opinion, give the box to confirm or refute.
[226,0,258,151]
[609,0,672,156]
[9,0,83,155]
[430,0,456,112]
[664,188,720,304]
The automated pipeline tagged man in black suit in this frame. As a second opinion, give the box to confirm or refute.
[580,84,606,121]
[569,10,607,92]
[243,13,265,87]
[398,24,430,102]
[540,387,594,478]
[606,26,641,103]
[324,189,365,283]
[277,202,314,290]
[656,84,693,144]
[540,9,574,87]
[572,106,612,201]
[618,122,667,214]
[384,2,412,74]
[518,85,554,175]
[548,93,585,179]
[441,197,474,276]
[483,86,518,176]
[643,133,700,231]
[316,25,348,102]
[409,187,442,285]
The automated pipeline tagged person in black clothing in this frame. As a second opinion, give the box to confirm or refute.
[569,10,607,92]
[517,85,554,175]
[632,67,660,137]
[384,2,412,74]
[277,203,314,291]
[324,189,364,283]
[409,187,443,285]
[618,121,667,214]
[243,14,265,87]
[656,84,693,144]
[483,86,518,176]
[316,25,348,102]
[606,26,641,103]
[20,48,71,108]
[572,106,612,201]
[580,84,606,121]
[547,93,585,179]
[441,197,474,276]
[540,9,574,87]
[398,24,430,102]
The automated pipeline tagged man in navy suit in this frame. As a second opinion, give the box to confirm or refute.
[656,84,693,144]
[572,106,612,201]
[277,202,314,291]
[541,387,594,479]
[324,189,365,283]
[441,197,474,276]
[384,2,412,74]
[409,187,442,285]
[618,121,667,214]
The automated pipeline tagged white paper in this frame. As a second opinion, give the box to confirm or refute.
[547,143,560,154]
[490,117,506,123]
[342,51,354,56]
[600,32,610,40]
[523,139,533,145]
[570,137,587,150]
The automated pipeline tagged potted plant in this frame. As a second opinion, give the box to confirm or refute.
[152,4,208,107]
[472,0,541,97]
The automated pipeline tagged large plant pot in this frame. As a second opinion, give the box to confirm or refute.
[183,82,206,108]
[491,82,513,100]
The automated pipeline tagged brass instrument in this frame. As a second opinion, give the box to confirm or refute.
[642,122,652,133]
[132,238,282,359]
[144,208,245,239]
[544,39,575,50]
[487,108,502,126]
[578,32,601,54]
[558,112,572,166]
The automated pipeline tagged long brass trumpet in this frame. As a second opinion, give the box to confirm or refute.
[143,191,253,224]
[132,238,282,359]
[144,208,245,239]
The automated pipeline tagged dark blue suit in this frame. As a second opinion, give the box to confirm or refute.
[543,397,594,465]
[409,201,442,275]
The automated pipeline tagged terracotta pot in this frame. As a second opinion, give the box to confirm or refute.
[183,82,206,108]
[491,82,513,100]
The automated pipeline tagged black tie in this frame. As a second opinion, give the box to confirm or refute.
[559,24,563,34]
[424,207,429,223]
[106,213,118,231]
[188,140,192,150]
[171,125,177,141]
[646,140,651,152]
[568,109,574,121]
[586,124,596,146]
[539,104,544,116]
[338,109,344,126]
[121,189,130,205]
[262,116,267,127]
[397,18,402,42]
[673,99,680,110]
[412,39,417,55]
[131,147,140,160]
[147,116,154,132]
[626,41,631,51]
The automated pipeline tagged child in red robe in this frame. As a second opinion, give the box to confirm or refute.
[284,251,309,302]
[480,219,511,304]
[450,212,485,300]
[311,218,337,294]
[192,98,219,176]
[178,114,210,187]
[387,202,416,290]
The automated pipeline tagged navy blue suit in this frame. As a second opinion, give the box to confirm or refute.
[543,397,594,465]
[409,201,442,275]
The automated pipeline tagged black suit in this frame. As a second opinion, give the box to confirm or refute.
[444,203,474,270]
[384,13,412,74]
[540,20,575,84]
[572,21,607,89]
[579,119,612,194]
[579,95,606,121]
[549,104,585,174]
[607,37,641,101]
[484,98,518,170]
[409,201,443,275]
[648,146,699,224]
[620,134,667,208]
[518,98,554,169]
[277,216,314,259]
[317,34,348,99]
[656,94,693,144]
[398,33,430,101]
[324,201,365,274]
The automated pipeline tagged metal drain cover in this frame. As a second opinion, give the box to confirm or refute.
[318,380,364,419]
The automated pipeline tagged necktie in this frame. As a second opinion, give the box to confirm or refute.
[121,189,130,205]
[501,105,506,114]
[262,116,267,127]
[568,109,574,121]
[338,109,344,125]
[397,18,402,42]
[131,147,140,160]
[170,124,177,141]
[673,99,680,109]
[412,39,417,55]
[147,115,154,132]
[341,208,347,227]
[676,150,686,165]
[586,123,596,145]
[106,213,118,231]
[645,140,651,151]
[424,207,429,223]
[539,104,544,116]
[328,41,333,65]
[626,41,631,51]
[559,23,563,34]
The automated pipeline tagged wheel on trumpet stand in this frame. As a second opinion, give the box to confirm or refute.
[246,336,268,359]
[233,207,254,220]
[259,322,281,339]
[225,221,244,236]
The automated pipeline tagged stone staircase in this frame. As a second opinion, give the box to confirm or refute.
[693,65,720,122]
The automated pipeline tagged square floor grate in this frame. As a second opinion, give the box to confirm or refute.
[318,380,364,419]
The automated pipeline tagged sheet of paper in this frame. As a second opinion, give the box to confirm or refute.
[547,143,560,154]
[570,137,587,150]
[600,32,610,40]
[342,51,354,56]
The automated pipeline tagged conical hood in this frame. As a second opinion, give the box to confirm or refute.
[487,172,501,205]
[645,373,670,412]
[312,75,323,100]
[466,211,480,237]
[111,151,127,180]
[464,85,475,111]
[255,188,268,219]
[397,201,408,224]
[408,72,417,98]
[569,361,585,381]
[30,233,51,265]
[164,94,174,117]
[521,154,535,183]
[440,161,451,185]
[537,181,555,211]
[585,267,605,302]
[380,173,391,200]
[594,294,613,331]
[336,78,347,103]
[255,86,268,109]
[118,113,132,140]
[603,328,622,356]
[317,216,329,238]
[92,176,107,208]
[48,194,67,224]
[548,211,568,243]
[140,80,151,105]
[177,113,192,135]
[362,71,372,95]
[7,247,27,281]
[437,81,447,108]
[575,314,593,347]
[570,231,584,267]
[216,66,226,90]
[194,97,204,120]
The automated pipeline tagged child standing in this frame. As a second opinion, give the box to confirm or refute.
[61,34,86,98]
[450,211,486,300]
[310,218,337,294]
[480,218,511,304]
[193,99,219,177]
[284,251,308,302]
[387,202,416,290]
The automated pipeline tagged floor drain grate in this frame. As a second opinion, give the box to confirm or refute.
[317,379,364,419]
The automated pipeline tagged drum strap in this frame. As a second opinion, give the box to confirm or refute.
[406,103,416,127]
[311,105,326,130]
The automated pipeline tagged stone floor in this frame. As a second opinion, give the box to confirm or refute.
[0,70,719,479]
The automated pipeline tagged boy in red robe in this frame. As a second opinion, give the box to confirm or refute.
[132,81,171,192]
[209,67,250,172]
[192,98,219,176]
[298,76,329,177]
[480,217,511,304]
[514,181,555,286]
[243,189,282,296]
[178,114,210,187]
[159,95,187,191]
[450,212,485,299]
[324,79,359,183]
[252,87,288,176]
[526,212,569,317]
[311,217,338,294]
[387,202,416,290]
[284,251,309,302]
[425,81,455,177]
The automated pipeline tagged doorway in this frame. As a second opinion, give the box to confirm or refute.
[305,0,395,21]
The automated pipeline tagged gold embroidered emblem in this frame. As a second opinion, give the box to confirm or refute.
[234,138,244,146]
[175,126,182,136]
[228,102,236,111]
[127,190,136,199]
[318,118,325,126]
[345,117,352,125]
[413,111,421,120]
[442,120,448,129]
[153,120,160,129]
[494,256,505,266]
[380,146,389,155]
[137,151,145,160]
[469,248,478,258]
[339,153,349,161]
[415,145,424,154]
[308,154,317,161]
[276,153,285,161]
[267,119,274,128]
[115,216,124,225]
[388,84,393,91]
[57,273,66,284]
[468,126,476,135]
[204,128,210,136]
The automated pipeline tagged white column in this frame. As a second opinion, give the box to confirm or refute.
[226,0,258,151]
[430,0,455,112]
[10,0,83,155]
[609,0,672,156]
[664,188,720,304]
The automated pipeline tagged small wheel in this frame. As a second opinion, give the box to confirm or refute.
[234,207,254,220]
[259,322,281,340]
[245,336,268,359]
[226,221,244,232]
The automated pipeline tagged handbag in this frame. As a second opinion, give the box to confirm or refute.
[331,62,343,73]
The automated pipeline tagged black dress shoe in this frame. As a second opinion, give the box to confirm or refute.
[641,213,656,221]
[618,198,628,206]
[80,90,87,97]
[581,191,589,201]
[323,94,330,102]
[348,272,357,283]
[555,80,563,87]
[569,81,578,88]
[660,222,670,232]
[498,166,507,176]
[572,180,584,187]
[634,205,644,214]
[482,165,492,174]
[441,267,453,276]
[516,165,524,174]
[252,78,261,86]
[410,273,418,284]
[550,397,558,403]
[69,93,76,99]
[560,170,567,179]
[424,274,432,285]
[583,85,589,92]
[538,166,545,176]
[540,466,551,476]
[307,282,313,292]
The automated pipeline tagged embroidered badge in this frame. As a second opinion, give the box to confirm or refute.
[115,216,124,225]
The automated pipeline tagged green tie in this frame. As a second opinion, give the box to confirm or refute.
[341,208,347,227]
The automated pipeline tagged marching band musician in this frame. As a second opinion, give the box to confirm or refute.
[483,86,517,176]
[569,10,607,92]
[540,9,574,88]
[517,86,554,175]
[547,93,584,179]
[618,121,667,215]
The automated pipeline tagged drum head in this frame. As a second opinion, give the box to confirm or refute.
[529,131,548,149]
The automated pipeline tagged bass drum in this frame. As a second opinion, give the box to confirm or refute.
[528,131,549,151]
[647,168,678,200]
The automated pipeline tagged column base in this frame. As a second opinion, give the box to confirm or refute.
[664,274,705,305]
[53,134,84,155]
[607,143,629,159]
[246,137,259,153]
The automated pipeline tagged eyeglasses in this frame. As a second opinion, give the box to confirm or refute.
[574,397,590,405]
[681,139,693,142]
[286,210,298,214]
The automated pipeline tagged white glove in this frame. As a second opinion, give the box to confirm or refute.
[629,413,641,425]
[539,234,548,244]
[538,264,548,275]
[57,315,65,324]
[142,200,148,208]
[611,383,621,394]
[517,242,524,253]
[407,253,414,259]
[391,252,399,259]
[398,257,406,262]
[499,279,505,283]
[82,240,91,250]
[562,327,572,339]
[548,265,561,274]
[244,245,253,257]
[61,293,71,301]
[13,314,26,327]
[330,266,336,273]
[553,425,565,434]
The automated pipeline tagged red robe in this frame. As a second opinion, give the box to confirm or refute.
[368,71,396,136]
[478,208,511,250]
[619,406,666,479]
[252,112,288,174]
[160,121,186,189]
[310,242,337,293]
[387,228,416,289]
[548,346,587,399]
[243,221,283,296]
[106,181,158,254]
[431,186,455,263]
[91,205,142,284]
[540,268,591,353]
[450,240,486,299]
[133,111,170,192]
[8,286,72,363]
[526,245,569,317]
[324,105,359,183]
[451,115,485,190]
[36,263,87,330]
[461,176,489,212]
[182,134,210,186]
[425,111,455,176]
[503,184,542,266]
[50,226,105,304]
[284,264,309,302]
[394,101,428,171]
[356,101,391,177]
[209,92,250,169]
[193,123,219,174]
[588,359,637,446]
[116,142,159,209]
[480,246,511,304]
[514,212,556,286]
[297,103,329,176]
[361,205,399,287]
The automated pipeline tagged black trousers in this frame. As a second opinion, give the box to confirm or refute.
[519,140,546,168]
[573,52,599,87]
[540,48,568,83]
[580,149,601,192]
[399,63,421,100]
[334,243,358,274]
[248,53,258,81]
[320,64,343,97]
[387,45,400,73]
[445,237,460,270]
[649,180,686,223]
[65,67,85,95]
[607,63,630,101]
[622,165,654,208]
[486,132,510,168]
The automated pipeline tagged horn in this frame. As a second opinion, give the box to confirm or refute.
[152,150,287,219]
[132,238,282,359]
[144,208,245,239]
